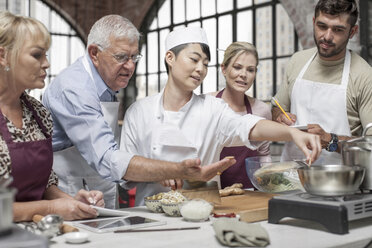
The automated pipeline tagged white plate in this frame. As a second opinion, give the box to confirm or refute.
[91,206,130,217]
[290,125,307,130]
[64,232,89,244]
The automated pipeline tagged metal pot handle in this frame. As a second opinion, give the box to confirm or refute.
[344,146,371,152]
[362,123,372,137]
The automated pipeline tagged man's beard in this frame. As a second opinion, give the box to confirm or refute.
[313,31,350,59]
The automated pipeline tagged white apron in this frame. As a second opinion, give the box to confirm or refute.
[281,50,351,165]
[53,56,120,209]
[134,109,198,206]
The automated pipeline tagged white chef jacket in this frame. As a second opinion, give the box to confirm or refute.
[120,89,264,206]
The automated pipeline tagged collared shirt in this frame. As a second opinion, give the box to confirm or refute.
[120,89,264,205]
[42,55,133,182]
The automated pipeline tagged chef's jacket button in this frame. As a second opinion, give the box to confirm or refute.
[157,116,160,119]
[153,147,156,150]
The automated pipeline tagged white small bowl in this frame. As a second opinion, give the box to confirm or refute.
[144,198,164,213]
[64,232,89,244]
[161,202,182,217]
[180,199,213,222]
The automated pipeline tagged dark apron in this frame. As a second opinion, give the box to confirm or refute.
[0,95,53,201]
[216,89,258,189]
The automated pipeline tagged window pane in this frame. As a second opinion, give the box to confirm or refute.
[218,15,232,64]
[203,66,217,93]
[201,0,215,17]
[136,75,146,100]
[173,24,186,31]
[51,10,69,33]
[147,32,158,73]
[188,21,201,27]
[255,0,270,4]
[256,59,273,101]
[160,29,170,72]
[237,0,252,9]
[276,57,290,95]
[149,17,157,30]
[256,6,272,58]
[194,85,201,95]
[203,18,217,65]
[50,36,68,76]
[217,0,233,13]
[218,67,226,90]
[158,0,170,28]
[173,0,185,24]
[30,0,50,29]
[6,0,27,15]
[70,36,85,64]
[246,84,254,97]
[137,44,146,74]
[148,74,159,96]
[276,4,294,56]
[237,10,253,43]
[160,72,168,91]
[186,0,200,21]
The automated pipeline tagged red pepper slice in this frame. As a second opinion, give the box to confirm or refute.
[213,213,236,218]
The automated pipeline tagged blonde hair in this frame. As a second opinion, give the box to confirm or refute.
[0,11,51,71]
[222,42,258,68]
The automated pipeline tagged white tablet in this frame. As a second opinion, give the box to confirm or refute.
[73,216,167,233]
[91,206,130,217]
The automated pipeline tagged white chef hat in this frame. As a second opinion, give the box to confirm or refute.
[165,26,209,51]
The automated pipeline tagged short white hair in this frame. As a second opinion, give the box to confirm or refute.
[87,15,140,49]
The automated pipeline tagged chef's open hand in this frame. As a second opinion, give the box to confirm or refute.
[74,189,105,207]
[159,179,183,190]
[275,112,296,126]
[181,157,236,181]
[290,128,322,163]
[307,124,331,149]
[49,198,98,221]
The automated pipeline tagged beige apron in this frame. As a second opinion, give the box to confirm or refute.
[281,50,351,165]
[53,56,120,209]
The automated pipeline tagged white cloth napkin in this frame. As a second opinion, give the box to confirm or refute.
[212,218,270,247]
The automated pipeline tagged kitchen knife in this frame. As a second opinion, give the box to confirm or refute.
[180,180,221,204]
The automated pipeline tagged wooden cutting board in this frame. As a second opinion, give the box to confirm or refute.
[213,191,275,223]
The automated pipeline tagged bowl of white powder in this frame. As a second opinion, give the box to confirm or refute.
[180,199,214,222]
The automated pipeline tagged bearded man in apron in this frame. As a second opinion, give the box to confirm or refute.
[272,0,372,165]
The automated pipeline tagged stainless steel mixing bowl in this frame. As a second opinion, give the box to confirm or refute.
[297,164,365,196]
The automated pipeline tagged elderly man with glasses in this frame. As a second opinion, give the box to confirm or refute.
[42,15,235,209]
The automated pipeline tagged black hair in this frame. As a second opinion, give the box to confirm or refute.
[314,0,359,26]
[164,43,211,74]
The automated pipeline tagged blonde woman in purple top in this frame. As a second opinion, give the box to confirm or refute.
[210,42,271,189]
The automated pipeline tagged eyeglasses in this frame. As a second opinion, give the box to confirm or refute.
[97,44,142,64]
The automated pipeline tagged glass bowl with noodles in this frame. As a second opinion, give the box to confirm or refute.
[245,156,304,194]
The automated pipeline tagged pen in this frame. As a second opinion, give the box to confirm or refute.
[272,97,292,122]
[82,178,90,191]
[82,178,96,205]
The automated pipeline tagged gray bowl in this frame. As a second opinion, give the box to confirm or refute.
[297,165,365,196]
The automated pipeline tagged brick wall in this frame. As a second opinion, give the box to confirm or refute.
[44,0,155,44]
[281,0,361,51]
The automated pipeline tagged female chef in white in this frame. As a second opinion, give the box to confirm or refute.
[120,27,321,206]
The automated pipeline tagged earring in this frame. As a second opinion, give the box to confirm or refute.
[4,66,9,72]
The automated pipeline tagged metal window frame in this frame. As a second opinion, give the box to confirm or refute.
[137,0,299,101]
[3,0,84,84]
